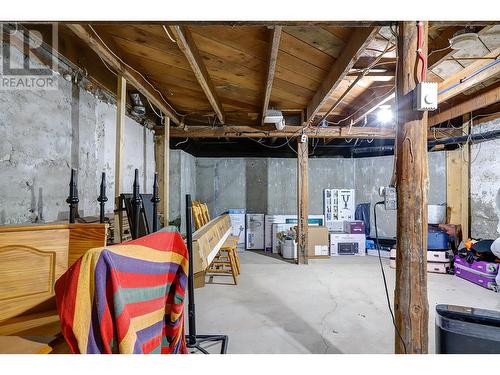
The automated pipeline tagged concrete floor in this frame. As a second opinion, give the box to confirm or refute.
[193,251,500,354]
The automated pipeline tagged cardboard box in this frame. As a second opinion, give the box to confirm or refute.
[227,209,246,251]
[194,271,206,288]
[265,215,291,252]
[343,220,365,234]
[246,214,265,250]
[192,214,231,274]
[265,214,325,253]
[367,248,391,258]
[330,233,366,256]
[324,189,355,231]
[284,215,325,226]
[307,226,330,258]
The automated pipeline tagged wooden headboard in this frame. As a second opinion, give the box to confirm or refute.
[0,223,107,327]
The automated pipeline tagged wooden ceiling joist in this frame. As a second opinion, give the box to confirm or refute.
[438,47,500,103]
[429,83,500,127]
[168,125,395,139]
[169,25,226,124]
[261,26,282,125]
[428,26,463,70]
[351,89,396,126]
[429,25,494,72]
[65,24,181,125]
[305,27,381,125]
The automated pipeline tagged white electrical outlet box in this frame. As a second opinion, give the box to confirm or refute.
[383,186,397,210]
[300,134,307,143]
[414,82,438,111]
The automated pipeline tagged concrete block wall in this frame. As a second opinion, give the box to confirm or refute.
[193,153,447,238]
[169,149,196,233]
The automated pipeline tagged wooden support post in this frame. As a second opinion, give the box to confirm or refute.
[297,136,309,265]
[446,114,470,238]
[155,118,170,227]
[164,118,170,226]
[394,21,429,354]
[114,75,126,243]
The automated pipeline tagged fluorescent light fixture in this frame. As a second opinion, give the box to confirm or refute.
[377,105,393,124]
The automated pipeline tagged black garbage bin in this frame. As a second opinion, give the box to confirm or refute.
[435,304,500,354]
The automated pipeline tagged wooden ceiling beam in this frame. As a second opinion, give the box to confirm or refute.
[305,27,381,125]
[169,25,225,124]
[167,125,395,139]
[261,26,282,126]
[65,24,181,126]
[348,47,499,128]
[429,83,500,127]
[438,47,500,103]
[164,123,461,140]
[77,21,494,27]
[353,56,395,69]
[350,89,396,125]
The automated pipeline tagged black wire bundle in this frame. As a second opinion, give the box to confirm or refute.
[374,201,407,354]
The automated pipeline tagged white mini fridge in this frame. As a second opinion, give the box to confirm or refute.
[246,214,265,250]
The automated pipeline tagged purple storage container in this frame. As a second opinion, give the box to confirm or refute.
[454,256,499,292]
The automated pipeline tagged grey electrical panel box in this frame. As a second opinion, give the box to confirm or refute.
[384,186,397,210]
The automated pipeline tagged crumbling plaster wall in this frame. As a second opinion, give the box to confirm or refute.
[471,118,500,239]
[0,43,155,224]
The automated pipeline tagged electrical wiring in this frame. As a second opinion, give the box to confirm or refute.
[162,25,177,44]
[374,201,407,354]
[146,96,164,120]
[317,39,396,128]
[326,86,396,127]
[416,21,427,82]
[438,59,500,96]
[247,136,295,149]
[87,25,183,118]
[97,54,117,76]
[174,138,189,147]
[428,42,451,57]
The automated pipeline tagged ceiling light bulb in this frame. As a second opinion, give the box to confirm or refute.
[377,105,393,124]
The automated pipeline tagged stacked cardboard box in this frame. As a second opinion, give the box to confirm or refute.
[308,226,330,258]
[330,232,366,256]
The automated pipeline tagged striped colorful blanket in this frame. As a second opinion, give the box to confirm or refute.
[55,231,189,354]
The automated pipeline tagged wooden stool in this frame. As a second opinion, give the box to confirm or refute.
[207,236,241,285]
[221,236,241,275]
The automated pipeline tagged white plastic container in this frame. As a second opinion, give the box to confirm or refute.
[282,239,297,260]
[428,204,446,224]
